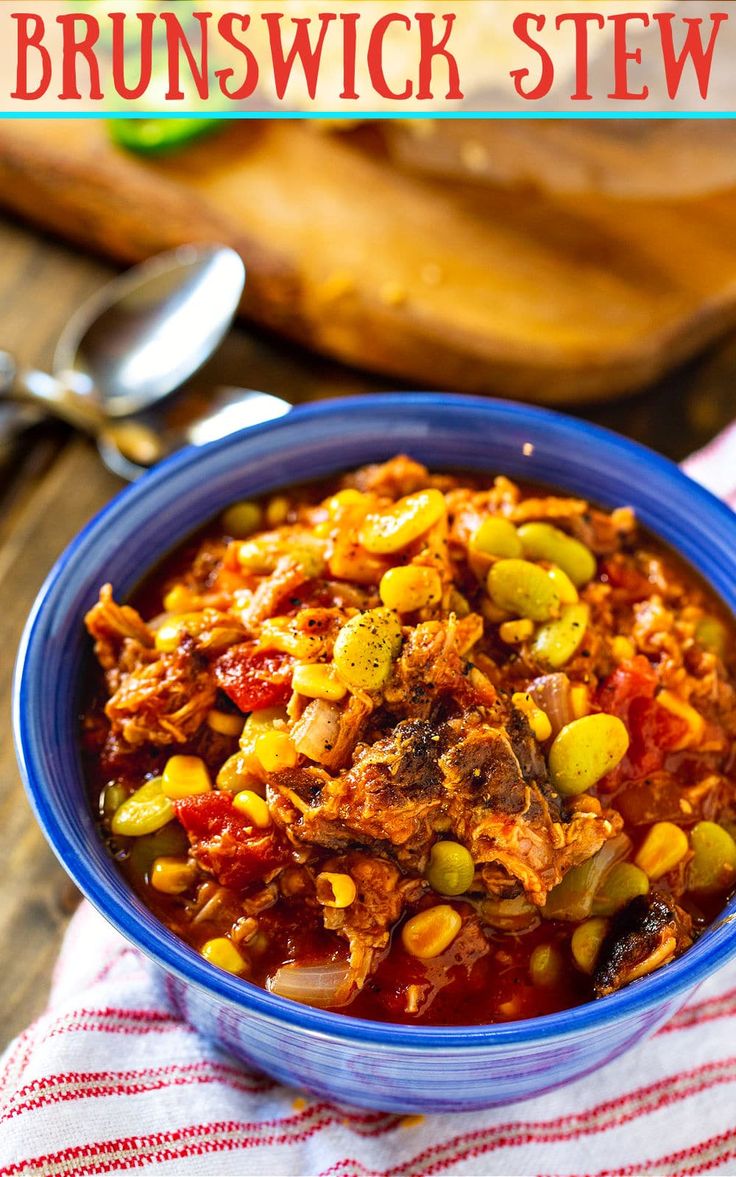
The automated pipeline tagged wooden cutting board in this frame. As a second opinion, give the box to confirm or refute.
[1,118,736,403]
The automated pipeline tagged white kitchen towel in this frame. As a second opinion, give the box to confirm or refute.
[1,429,735,1177]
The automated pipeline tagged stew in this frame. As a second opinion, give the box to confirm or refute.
[81,456,736,1025]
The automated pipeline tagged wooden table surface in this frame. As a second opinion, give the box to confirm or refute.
[1,211,735,1052]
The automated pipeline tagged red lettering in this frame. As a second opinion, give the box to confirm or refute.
[368,14,412,100]
[340,12,359,100]
[56,14,102,100]
[110,12,154,100]
[262,12,335,101]
[416,13,462,100]
[510,13,554,100]
[10,13,51,99]
[215,14,259,100]
[160,11,211,100]
[555,12,605,101]
[655,11,727,99]
[608,13,649,101]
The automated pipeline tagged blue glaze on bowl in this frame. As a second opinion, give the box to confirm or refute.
[13,394,736,1113]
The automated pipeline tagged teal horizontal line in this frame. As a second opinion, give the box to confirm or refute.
[1,110,736,119]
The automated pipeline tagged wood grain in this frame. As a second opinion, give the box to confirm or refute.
[0,225,123,1045]
[2,120,736,401]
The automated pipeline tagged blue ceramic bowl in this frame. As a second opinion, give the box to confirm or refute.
[14,394,736,1113]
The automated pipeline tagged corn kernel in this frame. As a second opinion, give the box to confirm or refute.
[292,662,347,702]
[239,708,287,763]
[237,538,278,573]
[255,730,298,773]
[221,500,262,538]
[571,917,609,974]
[316,871,357,908]
[635,821,690,880]
[611,635,635,663]
[207,709,245,737]
[570,684,590,718]
[154,613,201,653]
[402,905,462,958]
[379,566,442,612]
[325,489,367,515]
[359,489,446,554]
[163,584,198,614]
[499,618,534,644]
[656,690,705,750]
[233,789,272,828]
[547,566,579,605]
[150,856,197,895]
[201,937,248,975]
[162,755,211,799]
[512,692,552,742]
[266,496,290,527]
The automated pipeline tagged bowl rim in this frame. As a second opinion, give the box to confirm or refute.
[13,391,736,1050]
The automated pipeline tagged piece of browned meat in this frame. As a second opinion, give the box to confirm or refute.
[444,715,622,905]
[318,851,404,994]
[270,708,622,909]
[594,891,693,997]
[343,455,435,499]
[270,718,447,863]
[104,638,217,747]
[85,582,155,658]
[84,584,156,692]
[383,616,496,720]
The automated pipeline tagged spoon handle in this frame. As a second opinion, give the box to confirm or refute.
[0,352,46,462]
[14,368,102,433]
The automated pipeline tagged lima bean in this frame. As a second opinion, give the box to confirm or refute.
[517,522,596,587]
[487,559,560,622]
[531,603,590,669]
[548,713,629,796]
[688,821,736,894]
[471,517,522,559]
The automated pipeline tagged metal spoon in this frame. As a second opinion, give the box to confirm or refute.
[2,244,290,478]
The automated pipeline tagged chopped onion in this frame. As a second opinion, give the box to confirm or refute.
[543,834,631,921]
[267,961,351,1007]
[292,699,342,763]
[527,673,574,737]
[477,894,540,933]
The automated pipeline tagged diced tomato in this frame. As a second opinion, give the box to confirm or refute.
[596,656,689,787]
[601,556,652,603]
[597,655,658,711]
[175,793,289,890]
[214,644,293,713]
